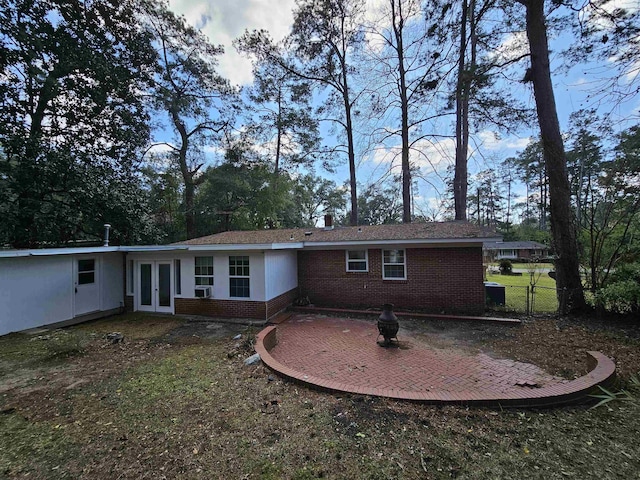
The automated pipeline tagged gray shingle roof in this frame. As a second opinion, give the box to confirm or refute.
[177,221,499,246]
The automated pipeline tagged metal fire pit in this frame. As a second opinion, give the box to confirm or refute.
[377,303,399,347]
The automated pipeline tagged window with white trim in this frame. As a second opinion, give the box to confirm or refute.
[195,256,214,286]
[346,250,368,272]
[229,256,250,298]
[382,249,406,280]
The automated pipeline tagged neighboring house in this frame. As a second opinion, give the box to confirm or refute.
[0,220,499,336]
[483,241,550,262]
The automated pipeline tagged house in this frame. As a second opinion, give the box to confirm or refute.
[0,220,499,336]
[483,241,550,263]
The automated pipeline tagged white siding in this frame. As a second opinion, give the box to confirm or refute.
[127,251,267,302]
[213,252,266,301]
[0,253,124,336]
[101,253,124,311]
[264,250,298,300]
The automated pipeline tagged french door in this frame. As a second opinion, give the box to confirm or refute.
[138,261,173,313]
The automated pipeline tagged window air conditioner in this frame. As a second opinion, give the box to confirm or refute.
[195,286,211,298]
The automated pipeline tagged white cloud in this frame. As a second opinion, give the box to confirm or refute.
[168,0,296,86]
[366,137,456,173]
[489,31,528,63]
[476,130,531,151]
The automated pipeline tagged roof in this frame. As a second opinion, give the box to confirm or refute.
[483,241,549,250]
[0,222,500,258]
[0,245,188,258]
[177,221,500,247]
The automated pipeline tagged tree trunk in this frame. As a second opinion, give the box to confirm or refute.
[454,0,470,221]
[391,0,412,223]
[340,43,358,226]
[170,104,198,240]
[521,0,586,312]
[344,91,358,226]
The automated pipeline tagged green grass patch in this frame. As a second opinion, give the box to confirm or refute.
[0,412,79,478]
[73,312,185,340]
[0,330,90,375]
[487,272,559,313]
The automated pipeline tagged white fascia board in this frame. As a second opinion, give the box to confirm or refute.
[185,243,303,252]
[121,245,188,252]
[0,246,122,258]
[302,237,502,248]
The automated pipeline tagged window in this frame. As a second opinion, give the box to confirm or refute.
[78,259,95,285]
[382,249,406,280]
[126,259,134,295]
[346,250,368,272]
[195,256,214,286]
[229,256,250,298]
[174,259,181,295]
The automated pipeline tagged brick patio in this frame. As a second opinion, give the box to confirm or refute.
[255,314,616,408]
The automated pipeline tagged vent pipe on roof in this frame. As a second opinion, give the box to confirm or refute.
[324,214,334,230]
[103,224,111,246]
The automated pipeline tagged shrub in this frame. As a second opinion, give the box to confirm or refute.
[595,263,640,315]
[499,259,513,274]
[595,280,640,314]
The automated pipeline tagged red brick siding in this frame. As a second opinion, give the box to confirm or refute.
[173,287,298,321]
[175,298,266,319]
[266,288,298,319]
[298,247,484,314]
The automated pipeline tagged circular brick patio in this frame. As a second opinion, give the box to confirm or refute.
[255,314,616,408]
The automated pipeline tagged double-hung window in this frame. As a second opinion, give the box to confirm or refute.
[195,256,214,286]
[346,250,368,272]
[229,256,250,298]
[382,249,406,280]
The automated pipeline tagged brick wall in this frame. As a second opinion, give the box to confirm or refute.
[124,295,134,312]
[266,288,298,319]
[174,287,298,321]
[298,247,485,314]
[175,297,266,319]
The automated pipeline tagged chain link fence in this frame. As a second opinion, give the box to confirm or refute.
[486,284,584,315]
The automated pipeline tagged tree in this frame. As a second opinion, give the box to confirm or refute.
[567,1,640,113]
[507,140,548,230]
[0,0,157,247]
[143,1,236,239]
[239,0,365,225]
[141,163,185,243]
[350,183,403,226]
[468,168,503,227]
[294,175,347,226]
[516,0,586,312]
[237,47,326,183]
[451,0,532,220]
[577,124,640,291]
[364,0,453,223]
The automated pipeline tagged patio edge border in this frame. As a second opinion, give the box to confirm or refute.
[255,325,616,408]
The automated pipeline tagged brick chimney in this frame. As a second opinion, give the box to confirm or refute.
[324,214,334,230]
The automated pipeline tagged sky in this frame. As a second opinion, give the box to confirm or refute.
[166,0,639,221]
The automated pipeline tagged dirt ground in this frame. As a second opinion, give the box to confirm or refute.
[1,312,640,479]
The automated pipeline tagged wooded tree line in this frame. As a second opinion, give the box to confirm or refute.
[1,0,638,312]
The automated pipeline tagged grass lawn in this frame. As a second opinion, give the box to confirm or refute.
[486,272,559,313]
[1,313,640,479]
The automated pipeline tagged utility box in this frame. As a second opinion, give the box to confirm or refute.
[484,282,506,306]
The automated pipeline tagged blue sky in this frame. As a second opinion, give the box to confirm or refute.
[165,0,639,220]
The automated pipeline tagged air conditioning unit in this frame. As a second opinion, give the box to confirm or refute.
[195,286,211,298]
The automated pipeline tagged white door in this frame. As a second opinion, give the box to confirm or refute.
[138,261,173,313]
[74,256,100,316]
